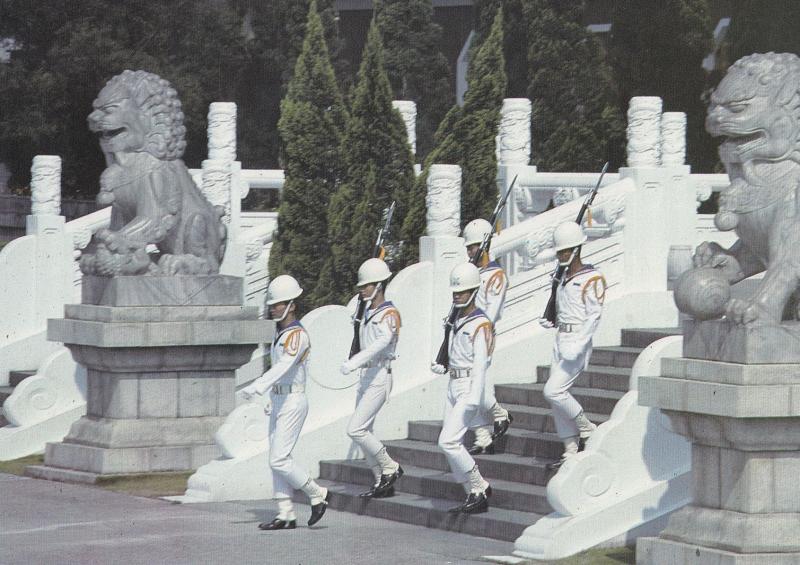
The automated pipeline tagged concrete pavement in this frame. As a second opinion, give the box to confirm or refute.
[0,473,513,564]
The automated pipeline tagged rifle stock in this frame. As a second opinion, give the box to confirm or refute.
[433,176,517,369]
[349,201,396,359]
[542,162,609,324]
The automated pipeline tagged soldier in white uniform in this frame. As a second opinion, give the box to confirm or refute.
[461,219,513,456]
[432,263,494,513]
[539,222,606,470]
[341,258,403,498]
[241,275,330,530]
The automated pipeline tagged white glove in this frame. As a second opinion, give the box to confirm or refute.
[431,363,447,375]
[538,318,555,329]
[340,361,355,375]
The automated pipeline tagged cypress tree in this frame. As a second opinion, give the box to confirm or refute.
[526,1,625,172]
[374,0,453,161]
[608,0,715,171]
[473,0,529,98]
[322,21,415,304]
[725,1,800,64]
[268,0,348,310]
[402,8,505,263]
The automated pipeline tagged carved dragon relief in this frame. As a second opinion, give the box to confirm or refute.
[80,70,226,277]
[677,53,800,326]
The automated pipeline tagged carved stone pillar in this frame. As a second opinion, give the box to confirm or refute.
[202,159,232,227]
[392,100,417,157]
[661,112,687,166]
[207,102,237,161]
[626,96,662,167]
[30,155,61,216]
[425,164,461,237]
[496,98,531,165]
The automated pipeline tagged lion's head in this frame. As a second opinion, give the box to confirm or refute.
[88,70,187,162]
[706,52,800,165]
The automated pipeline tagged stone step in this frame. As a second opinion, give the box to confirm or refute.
[494,383,625,415]
[499,403,608,434]
[536,364,631,392]
[588,346,644,369]
[9,370,37,387]
[299,480,543,542]
[318,460,552,515]
[408,420,564,459]
[620,327,681,349]
[384,438,555,487]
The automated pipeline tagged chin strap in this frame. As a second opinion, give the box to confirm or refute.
[454,288,479,308]
[273,299,294,323]
[558,248,578,268]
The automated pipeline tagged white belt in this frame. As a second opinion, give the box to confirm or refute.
[558,322,579,333]
[449,368,471,379]
[272,384,305,395]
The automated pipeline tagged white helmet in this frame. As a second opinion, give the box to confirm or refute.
[266,275,303,306]
[449,263,481,293]
[462,218,493,247]
[357,258,392,286]
[553,222,587,252]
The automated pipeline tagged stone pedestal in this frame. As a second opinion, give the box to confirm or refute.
[638,354,800,564]
[26,275,273,483]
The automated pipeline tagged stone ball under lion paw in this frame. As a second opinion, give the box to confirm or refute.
[674,267,731,320]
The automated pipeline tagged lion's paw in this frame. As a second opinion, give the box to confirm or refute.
[725,298,768,326]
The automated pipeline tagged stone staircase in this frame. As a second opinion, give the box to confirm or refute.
[0,370,37,427]
[307,328,680,542]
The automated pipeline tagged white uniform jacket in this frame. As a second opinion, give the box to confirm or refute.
[448,308,495,406]
[556,265,606,362]
[475,260,507,325]
[349,301,401,370]
[248,321,310,394]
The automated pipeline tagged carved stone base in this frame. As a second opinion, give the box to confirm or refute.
[683,319,800,364]
[638,537,800,565]
[81,274,244,306]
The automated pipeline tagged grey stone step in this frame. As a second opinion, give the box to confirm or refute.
[299,480,543,542]
[408,420,564,459]
[318,460,552,515]
[620,327,681,349]
[536,364,631,392]
[384,438,556,487]
[589,346,644,369]
[503,404,608,434]
[9,370,36,387]
[494,383,625,415]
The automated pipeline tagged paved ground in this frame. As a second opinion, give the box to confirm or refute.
[0,473,514,565]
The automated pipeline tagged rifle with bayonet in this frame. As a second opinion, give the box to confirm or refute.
[434,175,517,369]
[542,162,609,325]
[349,201,396,358]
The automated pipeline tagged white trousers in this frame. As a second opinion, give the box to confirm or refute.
[347,367,392,460]
[269,392,311,499]
[469,376,498,430]
[543,335,592,440]
[438,376,481,483]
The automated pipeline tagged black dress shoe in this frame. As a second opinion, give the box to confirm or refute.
[461,491,489,514]
[372,485,395,499]
[258,518,296,530]
[359,485,379,498]
[467,443,495,456]
[308,491,331,526]
[373,466,404,497]
[492,415,514,440]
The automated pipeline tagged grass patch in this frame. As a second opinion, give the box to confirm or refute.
[0,454,44,476]
[0,454,189,498]
[96,472,192,498]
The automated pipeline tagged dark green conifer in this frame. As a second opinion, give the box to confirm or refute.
[268,0,348,309]
[323,22,415,304]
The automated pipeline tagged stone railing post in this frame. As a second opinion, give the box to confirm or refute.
[203,102,246,278]
[30,155,62,218]
[392,100,417,158]
[619,97,695,294]
[419,164,465,359]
